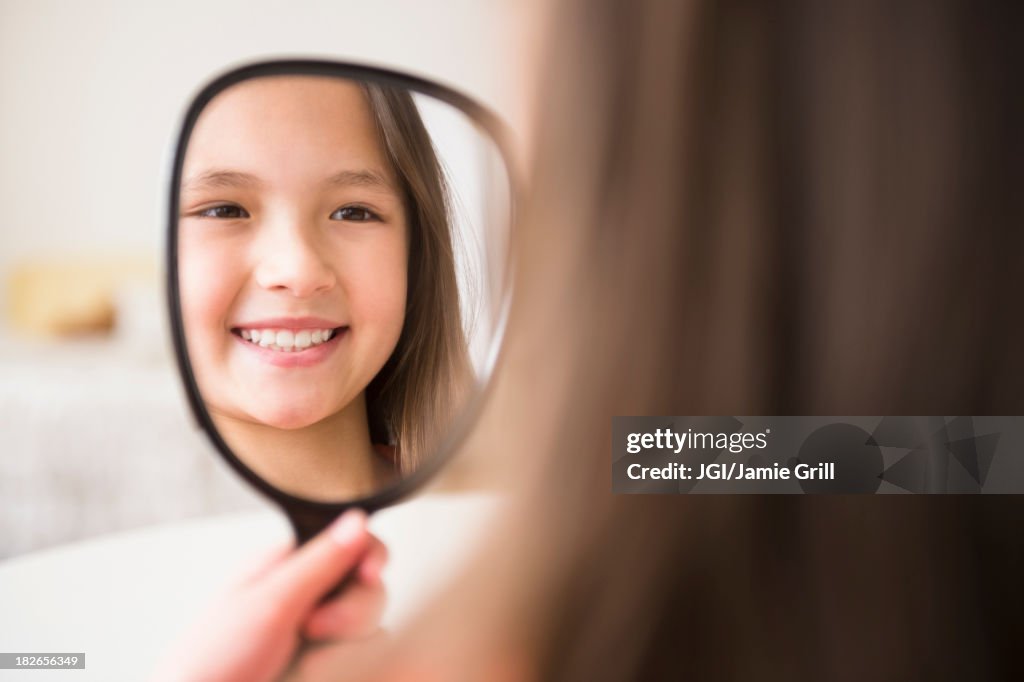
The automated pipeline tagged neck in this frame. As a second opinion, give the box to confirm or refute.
[210,393,395,501]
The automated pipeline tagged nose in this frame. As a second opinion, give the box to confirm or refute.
[252,215,336,297]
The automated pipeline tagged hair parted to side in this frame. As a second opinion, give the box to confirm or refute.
[358,82,472,474]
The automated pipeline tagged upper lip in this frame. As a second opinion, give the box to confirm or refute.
[231,317,345,330]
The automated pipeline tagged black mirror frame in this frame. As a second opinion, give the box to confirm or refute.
[167,58,519,543]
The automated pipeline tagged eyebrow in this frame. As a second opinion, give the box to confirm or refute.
[324,169,396,192]
[182,169,263,192]
[182,168,397,193]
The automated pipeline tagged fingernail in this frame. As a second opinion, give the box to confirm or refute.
[329,509,366,545]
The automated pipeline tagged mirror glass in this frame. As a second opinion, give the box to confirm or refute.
[174,69,511,505]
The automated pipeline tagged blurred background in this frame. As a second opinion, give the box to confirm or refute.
[0,0,537,558]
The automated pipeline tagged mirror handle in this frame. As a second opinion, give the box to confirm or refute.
[282,502,358,546]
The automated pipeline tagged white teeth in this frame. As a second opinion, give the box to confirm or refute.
[238,327,338,352]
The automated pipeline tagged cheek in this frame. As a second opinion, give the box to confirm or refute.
[343,236,408,340]
[179,235,242,343]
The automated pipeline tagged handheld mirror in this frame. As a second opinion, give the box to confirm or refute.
[168,61,515,543]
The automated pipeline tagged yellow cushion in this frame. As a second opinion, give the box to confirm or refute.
[6,255,156,337]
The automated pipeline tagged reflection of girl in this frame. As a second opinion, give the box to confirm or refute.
[180,76,469,501]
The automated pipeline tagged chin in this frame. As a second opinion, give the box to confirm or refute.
[251,403,331,431]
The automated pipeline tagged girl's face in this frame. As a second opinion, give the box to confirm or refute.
[179,76,408,431]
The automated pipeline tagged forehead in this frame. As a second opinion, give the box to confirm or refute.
[183,75,393,186]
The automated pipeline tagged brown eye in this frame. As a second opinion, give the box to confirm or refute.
[198,204,249,219]
[330,206,379,222]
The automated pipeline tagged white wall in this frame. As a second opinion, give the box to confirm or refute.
[0,0,533,309]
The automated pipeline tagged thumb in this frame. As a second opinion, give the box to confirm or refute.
[263,509,372,613]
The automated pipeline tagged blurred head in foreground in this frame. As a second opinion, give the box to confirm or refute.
[314,0,1024,679]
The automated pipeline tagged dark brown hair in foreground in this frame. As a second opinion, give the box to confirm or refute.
[518,0,1023,680]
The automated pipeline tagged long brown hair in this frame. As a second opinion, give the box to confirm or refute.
[360,83,472,473]
[522,0,1024,679]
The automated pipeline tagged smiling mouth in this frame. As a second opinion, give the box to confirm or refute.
[230,326,346,352]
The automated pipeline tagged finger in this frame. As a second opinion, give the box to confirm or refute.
[235,540,294,586]
[302,573,387,640]
[357,534,389,587]
[302,534,389,640]
[263,509,372,612]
